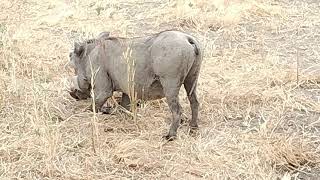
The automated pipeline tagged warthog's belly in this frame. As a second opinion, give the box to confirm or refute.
[137,79,165,101]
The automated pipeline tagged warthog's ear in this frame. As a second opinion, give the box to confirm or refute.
[97,31,110,39]
[74,42,84,56]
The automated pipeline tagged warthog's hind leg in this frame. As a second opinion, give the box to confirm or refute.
[184,82,199,130]
[183,67,200,132]
[160,78,182,140]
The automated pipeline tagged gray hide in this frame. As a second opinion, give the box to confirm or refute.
[69,30,202,140]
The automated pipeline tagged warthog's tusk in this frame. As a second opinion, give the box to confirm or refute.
[71,76,81,91]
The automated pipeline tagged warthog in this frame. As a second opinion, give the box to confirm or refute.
[68,30,202,139]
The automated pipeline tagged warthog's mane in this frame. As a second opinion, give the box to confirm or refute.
[77,29,181,48]
[80,29,179,47]
[76,29,183,57]
[81,37,119,47]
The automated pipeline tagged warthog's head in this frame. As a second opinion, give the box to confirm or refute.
[68,42,92,100]
[68,31,110,100]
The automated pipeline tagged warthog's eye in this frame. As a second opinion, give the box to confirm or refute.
[69,52,72,58]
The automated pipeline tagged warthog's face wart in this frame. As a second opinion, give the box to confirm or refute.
[68,42,91,100]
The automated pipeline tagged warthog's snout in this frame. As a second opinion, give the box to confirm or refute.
[69,76,91,100]
[69,89,91,100]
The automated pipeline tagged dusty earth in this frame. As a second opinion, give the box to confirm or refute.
[0,0,320,179]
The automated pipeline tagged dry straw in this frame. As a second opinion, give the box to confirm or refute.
[0,0,319,179]
[124,44,139,126]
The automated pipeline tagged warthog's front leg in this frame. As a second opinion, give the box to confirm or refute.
[92,90,113,113]
[89,71,113,113]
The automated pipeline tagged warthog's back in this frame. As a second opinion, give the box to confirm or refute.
[99,30,201,101]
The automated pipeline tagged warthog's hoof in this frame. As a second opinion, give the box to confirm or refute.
[190,124,199,129]
[69,89,90,100]
[100,105,112,114]
[163,134,176,141]
[69,90,79,100]
[189,122,199,129]
[189,125,199,136]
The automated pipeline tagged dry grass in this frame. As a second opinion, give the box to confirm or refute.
[1,0,320,179]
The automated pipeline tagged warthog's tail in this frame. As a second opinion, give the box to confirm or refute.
[187,36,200,56]
[185,35,202,96]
